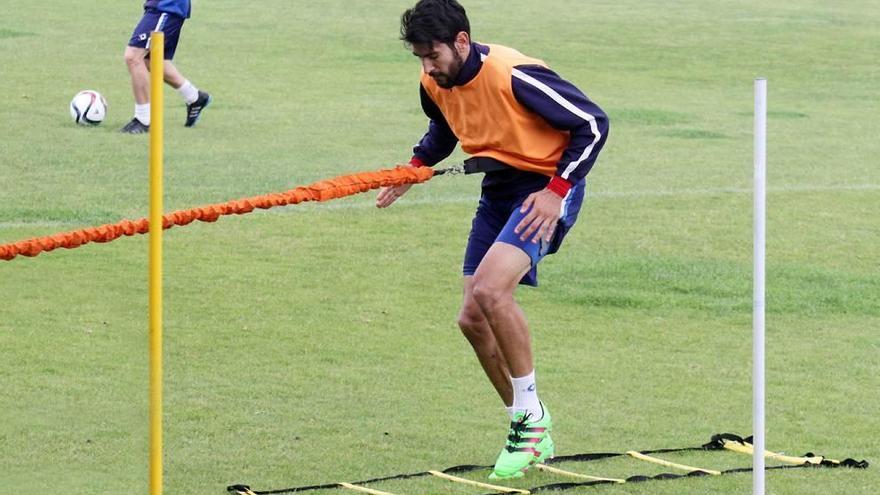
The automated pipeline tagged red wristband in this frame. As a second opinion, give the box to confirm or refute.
[409,157,427,168]
[547,176,572,197]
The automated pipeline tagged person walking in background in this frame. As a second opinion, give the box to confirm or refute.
[376,0,609,480]
[121,0,211,134]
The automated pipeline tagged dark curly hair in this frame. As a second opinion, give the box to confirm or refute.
[400,0,470,47]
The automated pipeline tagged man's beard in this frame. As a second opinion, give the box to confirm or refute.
[431,51,465,89]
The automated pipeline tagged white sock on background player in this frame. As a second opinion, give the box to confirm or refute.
[134,103,150,125]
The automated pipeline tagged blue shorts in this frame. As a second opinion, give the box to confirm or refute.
[128,9,185,60]
[463,179,586,286]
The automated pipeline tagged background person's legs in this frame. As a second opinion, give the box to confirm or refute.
[124,46,150,105]
[122,45,151,132]
[163,60,186,89]
[122,10,209,130]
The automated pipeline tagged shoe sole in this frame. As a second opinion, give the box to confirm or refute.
[120,121,149,134]
[488,470,525,480]
[185,95,212,127]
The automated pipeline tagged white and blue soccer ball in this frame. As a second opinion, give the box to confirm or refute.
[69,90,107,125]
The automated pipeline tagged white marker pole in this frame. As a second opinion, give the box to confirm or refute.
[753,78,767,495]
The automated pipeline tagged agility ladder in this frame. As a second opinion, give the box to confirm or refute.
[227,433,867,495]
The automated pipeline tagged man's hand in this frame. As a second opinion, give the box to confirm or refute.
[376,181,413,208]
[377,161,425,208]
[514,188,563,243]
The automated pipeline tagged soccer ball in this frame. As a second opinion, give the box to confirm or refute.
[70,90,107,125]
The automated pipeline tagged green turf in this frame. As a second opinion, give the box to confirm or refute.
[1,1,877,494]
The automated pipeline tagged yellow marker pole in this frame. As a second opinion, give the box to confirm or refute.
[148,30,165,495]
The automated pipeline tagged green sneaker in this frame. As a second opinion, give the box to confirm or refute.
[489,403,553,479]
[534,432,556,464]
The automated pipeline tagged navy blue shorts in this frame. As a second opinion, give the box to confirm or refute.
[463,179,586,286]
[128,9,185,60]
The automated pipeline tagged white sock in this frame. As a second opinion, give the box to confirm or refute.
[177,80,199,104]
[505,406,515,420]
[511,371,542,420]
[135,103,150,125]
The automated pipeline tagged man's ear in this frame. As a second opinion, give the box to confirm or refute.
[454,31,470,54]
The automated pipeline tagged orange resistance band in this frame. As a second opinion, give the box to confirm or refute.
[1,165,435,261]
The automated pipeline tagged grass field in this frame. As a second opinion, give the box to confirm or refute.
[1,1,878,494]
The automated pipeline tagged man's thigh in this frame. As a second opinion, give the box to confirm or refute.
[463,196,513,278]
[464,194,543,286]
[472,242,532,295]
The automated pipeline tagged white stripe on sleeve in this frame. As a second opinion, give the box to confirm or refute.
[511,68,602,180]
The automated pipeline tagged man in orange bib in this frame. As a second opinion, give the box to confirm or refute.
[376,0,609,479]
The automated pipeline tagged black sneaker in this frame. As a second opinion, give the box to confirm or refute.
[120,118,149,134]
[185,90,212,127]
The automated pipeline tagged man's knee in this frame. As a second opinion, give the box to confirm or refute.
[124,46,146,67]
[471,279,510,314]
[457,305,489,341]
[457,309,480,332]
